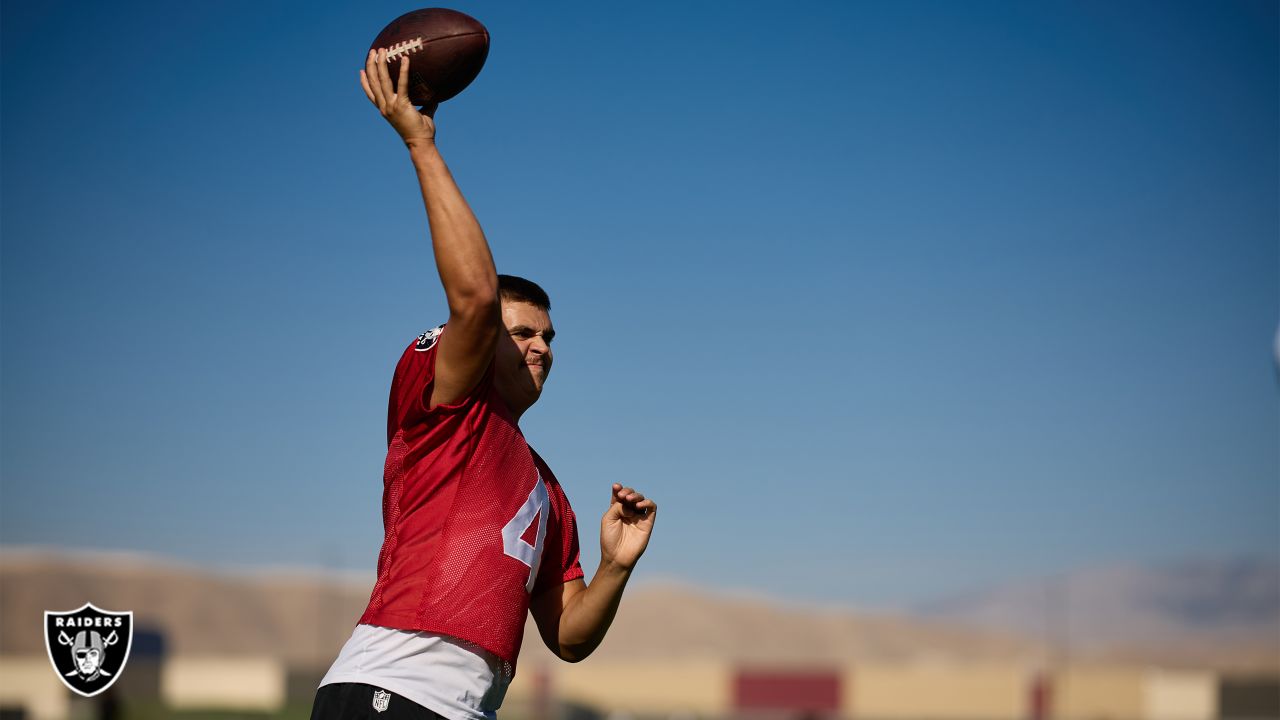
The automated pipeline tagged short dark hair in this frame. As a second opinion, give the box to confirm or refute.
[498,274,551,311]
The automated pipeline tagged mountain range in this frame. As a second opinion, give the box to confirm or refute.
[1,548,1275,673]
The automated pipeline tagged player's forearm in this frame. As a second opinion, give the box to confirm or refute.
[555,561,633,662]
[407,141,497,310]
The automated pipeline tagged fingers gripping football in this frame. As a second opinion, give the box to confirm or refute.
[600,483,657,571]
[359,49,436,145]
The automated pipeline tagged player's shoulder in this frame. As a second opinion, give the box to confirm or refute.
[393,323,446,378]
[530,449,567,490]
[413,324,446,352]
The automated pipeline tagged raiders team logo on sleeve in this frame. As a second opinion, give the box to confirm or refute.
[44,603,133,697]
[415,325,444,352]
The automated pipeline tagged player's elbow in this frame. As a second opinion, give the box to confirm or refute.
[556,642,596,663]
[446,283,499,321]
[540,633,591,663]
[545,631,599,663]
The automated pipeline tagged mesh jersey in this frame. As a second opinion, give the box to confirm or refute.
[358,325,584,670]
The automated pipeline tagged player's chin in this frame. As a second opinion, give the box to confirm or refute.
[527,365,548,386]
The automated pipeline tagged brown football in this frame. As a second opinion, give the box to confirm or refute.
[368,8,489,106]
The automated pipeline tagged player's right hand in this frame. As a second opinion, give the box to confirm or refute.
[360,48,439,147]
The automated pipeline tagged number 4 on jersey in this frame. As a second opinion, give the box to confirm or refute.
[502,475,549,593]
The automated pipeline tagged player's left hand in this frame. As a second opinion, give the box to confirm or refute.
[600,484,657,571]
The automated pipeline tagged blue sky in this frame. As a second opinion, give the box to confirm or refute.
[2,1,1276,607]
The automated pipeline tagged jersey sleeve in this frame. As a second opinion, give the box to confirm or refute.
[386,325,444,444]
[534,478,584,594]
[386,324,496,443]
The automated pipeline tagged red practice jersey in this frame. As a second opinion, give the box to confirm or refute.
[358,325,584,669]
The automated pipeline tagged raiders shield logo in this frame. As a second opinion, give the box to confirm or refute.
[44,603,133,698]
[372,688,391,713]
[414,325,444,352]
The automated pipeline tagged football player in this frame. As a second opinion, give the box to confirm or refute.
[311,51,658,720]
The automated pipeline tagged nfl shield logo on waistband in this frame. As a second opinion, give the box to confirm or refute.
[372,689,391,713]
[44,603,133,698]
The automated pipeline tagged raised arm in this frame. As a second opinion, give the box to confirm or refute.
[530,484,657,662]
[361,49,499,408]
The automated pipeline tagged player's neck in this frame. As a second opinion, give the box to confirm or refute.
[503,398,529,424]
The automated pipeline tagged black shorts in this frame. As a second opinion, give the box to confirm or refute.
[311,683,446,720]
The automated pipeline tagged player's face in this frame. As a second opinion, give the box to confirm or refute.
[494,301,554,418]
